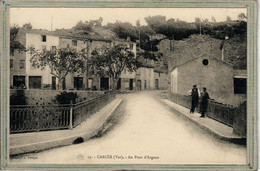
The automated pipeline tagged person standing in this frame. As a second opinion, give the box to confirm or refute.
[200,87,210,118]
[190,85,200,113]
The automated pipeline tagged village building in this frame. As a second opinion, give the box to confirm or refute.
[170,53,246,105]
[164,35,247,106]
[11,29,60,90]
[11,28,157,91]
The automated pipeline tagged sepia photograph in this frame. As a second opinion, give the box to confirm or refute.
[0,0,257,170]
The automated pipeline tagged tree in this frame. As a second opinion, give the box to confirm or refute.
[238,13,247,21]
[90,44,137,90]
[10,24,20,41]
[22,23,32,30]
[10,24,25,51]
[226,16,232,22]
[211,16,216,22]
[73,20,92,31]
[30,48,87,90]
[105,21,138,41]
[144,15,167,33]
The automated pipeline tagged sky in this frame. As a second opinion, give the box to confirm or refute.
[10,8,247,30]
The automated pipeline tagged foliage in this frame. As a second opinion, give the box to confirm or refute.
[238,13,247,21]
[10,24,25,50]
[72,18,103,31]
[10,90,27,105]
[90,44,137,90]
[55,91,78,104]
[22,23,32,30]
[10,24,20,41]
[105,21,138,41]
[30,48,87,89]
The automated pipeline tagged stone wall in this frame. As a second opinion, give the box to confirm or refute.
[10,89,104,105]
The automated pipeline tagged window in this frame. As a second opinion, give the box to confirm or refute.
[29,76,42,89]
[88,78,93,89]
[202,59,209,66]
[10,59,13,70]
[72,40,77,46]
[130,43,134,50]
[41,35,46,42]
[10,49,14,56]
[234,78,246,94]
[13,76,26,89]
[51,46,56,51]
[67,44,70,48]
[19,60,25,69]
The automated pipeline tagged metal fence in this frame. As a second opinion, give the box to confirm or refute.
[10,93,115,133]
[167,93,245,127]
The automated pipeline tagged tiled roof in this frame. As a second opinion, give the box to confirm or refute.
[22,27,120,41]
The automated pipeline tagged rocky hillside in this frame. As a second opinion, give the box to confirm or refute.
[157,34,247,71]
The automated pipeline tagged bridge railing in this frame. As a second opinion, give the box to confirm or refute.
[167,93,245,128]
[10,92,115,133]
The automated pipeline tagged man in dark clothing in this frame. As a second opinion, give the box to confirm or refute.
[200,87,210,118]
[190,85,199,113]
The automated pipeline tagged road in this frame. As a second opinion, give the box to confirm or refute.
[11,91,246,165]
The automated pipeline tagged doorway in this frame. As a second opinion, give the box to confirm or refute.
[100,77,109,90]
[129,79,133,90]
[155,79,159,90]
[74,77,83,90]
[117,78,121,90]
[52,76,56,90]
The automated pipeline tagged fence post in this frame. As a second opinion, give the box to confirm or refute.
[69,100,73,129]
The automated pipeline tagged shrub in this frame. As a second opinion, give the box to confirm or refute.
[10,90,27,105]
[55,91,78,105]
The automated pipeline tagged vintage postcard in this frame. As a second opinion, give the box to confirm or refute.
[0,0,257,170]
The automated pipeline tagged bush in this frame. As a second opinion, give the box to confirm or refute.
[55,91,78,105]
[10,90,27,105]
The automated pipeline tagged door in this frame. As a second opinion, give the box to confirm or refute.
[62,79,66,90]
[137,80,141,90]
[129,79,133,90]
[13,76,26,89]
[74,77,83,90]
[144,80,147,90]
[100,77,109,90]
[155,79,159,90]
[117,78,121,90]
[52,76,56,90]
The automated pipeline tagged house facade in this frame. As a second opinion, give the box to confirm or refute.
[11,28,146,91]
[11,29,60,90]
[170,54,246,106]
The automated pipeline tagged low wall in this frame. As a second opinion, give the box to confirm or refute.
[233,101,247,137]
[167,92,247,137]
[10,89,104,105]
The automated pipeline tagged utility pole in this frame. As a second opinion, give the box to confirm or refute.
[139,25,141,50]
[199,15,202,35]
[51,16,53,31]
